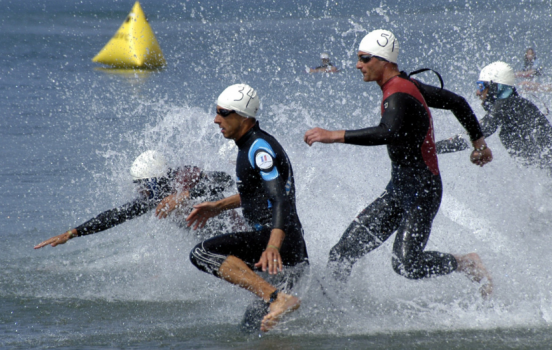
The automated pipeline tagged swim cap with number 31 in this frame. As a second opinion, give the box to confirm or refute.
[359,29,399,64]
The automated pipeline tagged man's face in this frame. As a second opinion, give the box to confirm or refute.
[526,49,535,61]
[356,51,386,82]
[476,86,489,101]
[214,106,244,140]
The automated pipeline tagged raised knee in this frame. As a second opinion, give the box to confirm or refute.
[189,242,227,276]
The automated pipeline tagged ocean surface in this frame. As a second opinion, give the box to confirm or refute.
[2,0,552,348]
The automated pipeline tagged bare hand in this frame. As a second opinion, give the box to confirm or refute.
[255,247,283,275]
[186,202,220,230]
[303,128,344,146]
[34,229,76,249]
[155,192,188,219]
[470,148,493,167]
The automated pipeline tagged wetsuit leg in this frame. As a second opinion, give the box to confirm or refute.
[391,177,458,279]
[189,228,307,276]
[327,187,404,282]
[189,228,308,333]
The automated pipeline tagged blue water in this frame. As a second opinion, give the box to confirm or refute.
[2,0,552,348]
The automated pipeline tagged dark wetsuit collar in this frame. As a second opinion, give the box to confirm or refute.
[235,121,261,148]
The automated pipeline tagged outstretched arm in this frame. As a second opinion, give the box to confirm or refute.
[304,128,345,146]
[34,229,77,249]
[186,194,241,230]
[34,198,154,249]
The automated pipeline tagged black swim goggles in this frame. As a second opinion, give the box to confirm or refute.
[358,54,388,63]
[216,108,236,117]
[476,81,490,93]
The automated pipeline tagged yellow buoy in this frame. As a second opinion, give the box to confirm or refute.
[92,1,166,69]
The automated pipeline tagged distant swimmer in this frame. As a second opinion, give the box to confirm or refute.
[186,84,309,333]
[515,48,542,80]
[34,150,236,249]
[304,29,493,297]
[515,48,550,92]
[308,53,339,73]
[439,62,552,175]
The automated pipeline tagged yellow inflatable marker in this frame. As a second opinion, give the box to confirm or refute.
[92,2,166,68]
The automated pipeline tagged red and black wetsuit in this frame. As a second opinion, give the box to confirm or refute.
[328,73,483,281]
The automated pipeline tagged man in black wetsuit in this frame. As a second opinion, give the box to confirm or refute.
[186,84,308,332]
[478,61,552,173]
[438,61,552,174]
[304,29,494,296]
[34,150,235,249]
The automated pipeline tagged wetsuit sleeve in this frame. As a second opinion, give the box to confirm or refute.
[249,143,291,231]
[188,171,234,200]
[414,81,484,141]
[75,198,157,236]
[435,135,469,154]
[478,112,500,138]
[262,174,290,231]
[344,93,420,146]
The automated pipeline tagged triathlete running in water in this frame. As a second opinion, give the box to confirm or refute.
[186,84,309,333]
[34,150,235,249]
[304,29,493,297]
[439,61,552,175]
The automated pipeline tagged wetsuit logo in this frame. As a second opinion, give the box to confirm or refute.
[255,151,274,170]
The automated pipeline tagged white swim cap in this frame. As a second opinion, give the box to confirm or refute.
[130,150,168,180]
[478,61,515,86]
[216,84,260,118]
[320,53,329,59]
[358,29,399,64]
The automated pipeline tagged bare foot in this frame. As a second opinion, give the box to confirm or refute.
[455,253,493,298]
[260,293,300,332]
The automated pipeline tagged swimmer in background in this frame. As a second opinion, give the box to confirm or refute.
[515,48,552,92]
[516,48,542,80]
[34,150,238,249]
[308,53,339,73]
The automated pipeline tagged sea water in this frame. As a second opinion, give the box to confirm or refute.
[2,0,552,348]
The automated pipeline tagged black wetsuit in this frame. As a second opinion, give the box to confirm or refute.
[479,90,552,172]
[190,122,308,276]
[189,122,309,332]
[75,168,233,237]
[328,73,484,282]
